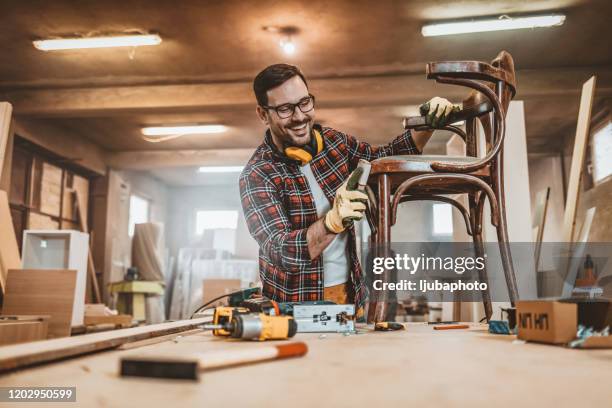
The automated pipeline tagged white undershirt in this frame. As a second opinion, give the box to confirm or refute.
[300,163,349,287]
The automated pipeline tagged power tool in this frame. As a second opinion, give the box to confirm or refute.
[202,307,297,341]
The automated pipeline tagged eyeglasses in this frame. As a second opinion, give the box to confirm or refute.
[262,94,315,119]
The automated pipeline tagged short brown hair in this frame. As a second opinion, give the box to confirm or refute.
[253,64,308,106]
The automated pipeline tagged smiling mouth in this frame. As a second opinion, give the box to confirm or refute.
[289,123,308,132]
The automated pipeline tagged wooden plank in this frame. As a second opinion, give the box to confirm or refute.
[0,120,14,193]
[74,190,101,303]
[0,102,12,182]
[532,187,551,271]
[39,162,62,217]
[84,315,132,327]
[2,269,77,338]
[561,76,596,243]
[562,207,596,297]
[0,190,21,294]
[0,317,210,372]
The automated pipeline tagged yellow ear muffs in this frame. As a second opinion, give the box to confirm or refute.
[284,129,324,165]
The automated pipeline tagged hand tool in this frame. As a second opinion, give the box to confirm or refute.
[433,324,470,330]
[375,322,405,331]
[121,342,308,380]
[203,307,297,341]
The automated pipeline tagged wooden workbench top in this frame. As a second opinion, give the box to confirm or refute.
[1,323,611,407]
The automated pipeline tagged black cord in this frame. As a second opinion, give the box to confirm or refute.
[189,289,246,319]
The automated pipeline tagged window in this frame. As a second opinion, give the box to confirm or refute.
[432,203,453,236]
[196,210,238,235]
[128,195,150,236]
[592,121,612,184]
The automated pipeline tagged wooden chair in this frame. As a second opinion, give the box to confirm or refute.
[366,51,519,323]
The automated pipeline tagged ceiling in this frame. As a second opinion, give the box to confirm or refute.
[1,0,611,186]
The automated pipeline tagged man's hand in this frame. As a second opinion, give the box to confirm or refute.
[419,96,461,128]
[324,167,369,234]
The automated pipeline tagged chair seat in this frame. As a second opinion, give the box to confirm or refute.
[368,155,490,194]
[370,154,480,174]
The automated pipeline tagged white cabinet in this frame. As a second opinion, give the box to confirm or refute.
[22,230,89,326]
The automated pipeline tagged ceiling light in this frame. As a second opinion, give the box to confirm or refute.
[198,166,244,173]
[33,34,162,51]
[142,125,227,136]
[421,14,565,37]
[280,38,296,55]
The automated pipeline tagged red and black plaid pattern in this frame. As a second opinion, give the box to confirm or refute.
[239,126,420,308]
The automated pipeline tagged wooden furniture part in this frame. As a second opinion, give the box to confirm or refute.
[0,315,49,346]
[109,280,164,322]
[0,190,21,295]
[21,230,89,326]
[366,51,519,322]
[2,269,77,338]
[1,324,612,407]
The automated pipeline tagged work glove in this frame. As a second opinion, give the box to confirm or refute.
[324,167,369,234]
[419,96,461,128]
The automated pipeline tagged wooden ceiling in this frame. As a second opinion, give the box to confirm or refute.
[0,0,611,184]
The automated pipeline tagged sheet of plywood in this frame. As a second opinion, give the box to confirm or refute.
[28,212,60,230]
[0,317,210,372]
[39,162,62,217]
[562,76,597,243]
[0,190,21,294]
[0,102,12,183]
[2,269,77,338]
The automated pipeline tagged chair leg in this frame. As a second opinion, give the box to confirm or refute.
[493,159,520,305]
[470,193,493,321]
[367,174,392,323]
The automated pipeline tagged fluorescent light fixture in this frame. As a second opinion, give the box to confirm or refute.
[141,125,227,136]
[198,166,245,173]
[422,14,565,37]
[33,34,162,51]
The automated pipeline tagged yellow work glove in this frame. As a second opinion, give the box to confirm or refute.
[419,96,462,128]
[324,167,369,234]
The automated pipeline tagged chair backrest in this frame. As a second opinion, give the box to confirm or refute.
[458,51,516,157]
[424,51,517,172]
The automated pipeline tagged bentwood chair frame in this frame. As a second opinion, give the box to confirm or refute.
[365,51,519,323]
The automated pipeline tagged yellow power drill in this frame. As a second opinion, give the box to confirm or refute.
[203,307,297,341]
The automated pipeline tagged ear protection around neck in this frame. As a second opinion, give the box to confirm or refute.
[284,128,323,165]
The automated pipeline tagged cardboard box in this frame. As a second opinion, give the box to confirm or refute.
[516,301,577,344]
[202,279,242,308]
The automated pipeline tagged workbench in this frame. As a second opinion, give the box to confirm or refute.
[1,323,611,407]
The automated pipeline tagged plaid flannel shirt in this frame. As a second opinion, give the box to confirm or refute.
[239,125,420,308]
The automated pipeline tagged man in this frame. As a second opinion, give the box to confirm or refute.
[240,64,457,310]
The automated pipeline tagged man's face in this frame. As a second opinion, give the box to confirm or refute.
[257,75,315,148]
